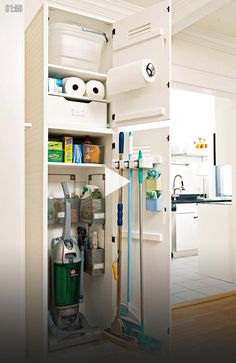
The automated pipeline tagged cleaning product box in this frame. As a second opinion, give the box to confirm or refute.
[48,78,63,93]
[48,141,63,150]
[48,149,63,162]
[73,144,83,163]
[82,144,104,164]
[64,136,73,163]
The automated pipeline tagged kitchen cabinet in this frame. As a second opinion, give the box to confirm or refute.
[198,203,233,282]
[25,0,171,357]
[176,204,198,252]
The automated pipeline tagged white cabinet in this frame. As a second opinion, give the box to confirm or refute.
[25,0,171,358]
[176,204,198,252]
[198,204,233,282]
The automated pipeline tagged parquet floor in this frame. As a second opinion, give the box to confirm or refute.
[171,293,236,362]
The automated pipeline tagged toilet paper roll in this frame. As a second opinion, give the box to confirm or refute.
[85,80,105,100]
[63,77,86,97]
[107,58,156,96]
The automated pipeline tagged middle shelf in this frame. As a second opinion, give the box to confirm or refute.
[48,162,105,168]
[48,92,109,104]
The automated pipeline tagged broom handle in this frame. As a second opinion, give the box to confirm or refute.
[116,132,124,319]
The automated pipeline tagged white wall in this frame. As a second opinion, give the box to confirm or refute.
[215,96,236,283]
[215,97,235,166]
[25,0,43,27]
[0,1,25,360]
[171,88,215,195]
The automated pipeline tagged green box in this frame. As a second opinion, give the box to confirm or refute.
[48,149,63,162]
[48,141,63,150]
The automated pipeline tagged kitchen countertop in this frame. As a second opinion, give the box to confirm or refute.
[171,194,232,210]
[172,197,232,204]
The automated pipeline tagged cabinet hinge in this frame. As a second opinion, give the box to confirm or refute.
[167,82,170,88]
[167,135,170,142]
[112,236,116,243]
[167,6,170,13]
[167,328,170,335]
[112,142,116,150]
[112,28,116,37]
[112,114,116,121]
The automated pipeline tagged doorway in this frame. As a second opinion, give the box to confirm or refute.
[170,87,235,306]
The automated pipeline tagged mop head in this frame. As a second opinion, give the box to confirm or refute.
[138,322,161,353]
[120,307,161,354]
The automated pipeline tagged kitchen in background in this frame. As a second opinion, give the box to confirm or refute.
[170,88,235,305]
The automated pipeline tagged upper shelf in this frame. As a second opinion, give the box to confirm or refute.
[171,152,212,157]
[48,125,113,137]
[48,162,105,168]
[48,64,107,83]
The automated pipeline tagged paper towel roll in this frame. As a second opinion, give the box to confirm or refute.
[63,77,86,96]
[85,80,105,100]
[107,58,156,96]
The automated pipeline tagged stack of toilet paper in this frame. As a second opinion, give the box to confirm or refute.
[48,77,105,100]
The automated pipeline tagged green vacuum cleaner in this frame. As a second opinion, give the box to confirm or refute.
[49,182,100,350]
[51,182,81,329]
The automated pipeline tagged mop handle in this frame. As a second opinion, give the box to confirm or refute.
[61,182,71,241]
[138,150,145,337]
[127,132,133,305]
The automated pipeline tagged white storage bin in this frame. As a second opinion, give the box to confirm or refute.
[47,95,107,129]
[49,22,106,72]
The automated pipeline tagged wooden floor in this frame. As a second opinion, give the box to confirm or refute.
[171,292,236,362]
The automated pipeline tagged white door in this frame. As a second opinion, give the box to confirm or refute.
[112,124,170,348]
[109,0,171,128]
[109,0,171,351]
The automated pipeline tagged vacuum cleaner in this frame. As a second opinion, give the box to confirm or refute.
[49,182,100,350]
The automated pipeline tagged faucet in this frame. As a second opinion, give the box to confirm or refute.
[172,174,185,196]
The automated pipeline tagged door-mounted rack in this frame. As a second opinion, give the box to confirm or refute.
[112,155,163,169]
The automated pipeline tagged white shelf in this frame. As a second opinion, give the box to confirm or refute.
[48,162,105,168]
[48,125,113,137]
[48,64,107,83]
[48,92,109,104]
[171,152,212,157]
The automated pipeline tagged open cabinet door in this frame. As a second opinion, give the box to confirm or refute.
[112,124,171,354]
[109,0,170,128]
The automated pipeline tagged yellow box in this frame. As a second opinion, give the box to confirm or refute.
[64,136,73,163]
[146,178,162,192]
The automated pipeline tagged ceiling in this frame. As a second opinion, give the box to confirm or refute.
[122,0,159,7]
[124,0,236,38]
[194,0,236,38]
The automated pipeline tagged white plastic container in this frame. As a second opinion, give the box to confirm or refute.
[49,23,106,72]
[47,95,107,129]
